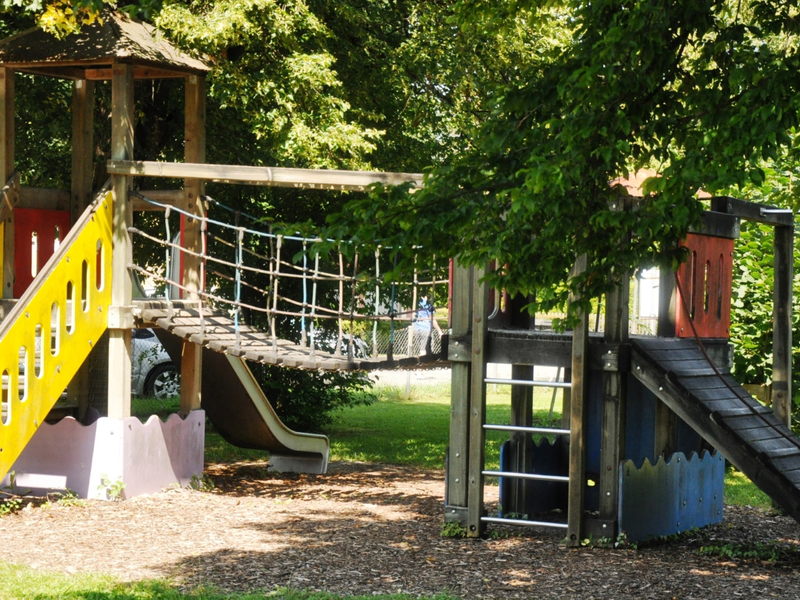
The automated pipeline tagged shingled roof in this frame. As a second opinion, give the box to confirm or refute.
[0,10,209,78]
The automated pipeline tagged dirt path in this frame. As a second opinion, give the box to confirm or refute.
[2,462,800,599]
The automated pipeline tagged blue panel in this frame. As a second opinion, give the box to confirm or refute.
[619,450,725,542]
[625,374,656,466]
[498,437,568,517]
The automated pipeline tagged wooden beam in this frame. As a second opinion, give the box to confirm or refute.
[132,189,183,211]
[657,267,676,337]
[85,67,190,81]
[567,255,588,547]
[17,187,70,211]
[107,64,135,420]
[711,196,794,227]
[14,66,87,80]
[467,266,489,538]
[773,224,793,427]
[446,263,472,521]
[106,160,424,191]
[0,68,14,300]
[71,79,95,221]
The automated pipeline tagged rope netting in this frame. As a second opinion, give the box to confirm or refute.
[128,191,450,362]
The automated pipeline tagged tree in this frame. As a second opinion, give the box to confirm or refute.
[326,0,800,323]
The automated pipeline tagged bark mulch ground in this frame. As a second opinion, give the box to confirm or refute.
[2,461,800,599]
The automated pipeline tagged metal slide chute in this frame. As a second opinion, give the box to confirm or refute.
[0,190,113,479]
[154,327,329,474]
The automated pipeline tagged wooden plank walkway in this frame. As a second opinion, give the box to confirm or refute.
[631,337,800,523]
[134,300,448,371]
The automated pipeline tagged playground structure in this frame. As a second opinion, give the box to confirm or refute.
[0,11,797,548]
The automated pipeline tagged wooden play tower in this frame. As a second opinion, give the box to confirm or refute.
[444,190,796,544]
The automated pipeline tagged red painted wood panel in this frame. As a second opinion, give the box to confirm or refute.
[14,209,72,298]
[675,233,733,338]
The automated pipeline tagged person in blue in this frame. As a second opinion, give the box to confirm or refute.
[414,294,442,355]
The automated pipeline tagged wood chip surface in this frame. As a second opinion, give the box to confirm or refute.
[2,461,800,599]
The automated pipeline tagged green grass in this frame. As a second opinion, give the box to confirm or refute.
[328,382,564,470]
[0,562,455,600]
[725,466,772,509]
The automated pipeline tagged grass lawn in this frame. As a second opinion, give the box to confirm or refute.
[0,563,455,600]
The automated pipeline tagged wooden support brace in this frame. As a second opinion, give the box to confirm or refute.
[773,225,793,428]
[467,266,489,537]
[0,67,14,300]
[446,263,472,520]
[567,254,588,547]
[599,275,629,533]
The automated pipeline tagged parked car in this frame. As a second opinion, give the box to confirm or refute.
[131,329,180,399]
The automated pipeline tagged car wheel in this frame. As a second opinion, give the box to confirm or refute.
[144,363,180,399]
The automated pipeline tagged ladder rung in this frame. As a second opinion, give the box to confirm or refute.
[481,516,568,529]
[484,377,571,389]
[482,470,569,482]
[484,424,570,436]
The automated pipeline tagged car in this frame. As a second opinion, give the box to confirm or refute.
[131,329,180,399]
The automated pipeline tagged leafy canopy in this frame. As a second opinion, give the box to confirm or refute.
[326,0,800,318]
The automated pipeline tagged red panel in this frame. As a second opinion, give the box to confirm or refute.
[674,233,734,338]
[13,209,72,298]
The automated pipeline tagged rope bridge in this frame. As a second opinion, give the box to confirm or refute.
[128,191,450,371]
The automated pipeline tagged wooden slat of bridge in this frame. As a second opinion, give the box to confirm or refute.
[630,337,800,523]
[133,300,447,371]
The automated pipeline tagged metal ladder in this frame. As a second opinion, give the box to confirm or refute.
[480,375,571,530]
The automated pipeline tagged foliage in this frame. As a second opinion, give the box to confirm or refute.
[0,497,21,516]
[97,473,126,501]
[50,489,87,507]
[325,0,800,322]
[188,474,215,492]
[249,362,376,432]
[440,521,467,538]
[697,541,792,562]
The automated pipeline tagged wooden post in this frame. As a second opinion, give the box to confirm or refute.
[467,265,489,537]
[567,255,588,547]
[599,275,628,534]
[446,263,471,522]
[179,74,206,416]
[107,64,134,419]
[0,67,14,299]
[69,78,95,421]
[508,293,533,514]
[773,224,793,427]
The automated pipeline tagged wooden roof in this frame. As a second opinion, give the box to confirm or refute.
[0,10,209,79]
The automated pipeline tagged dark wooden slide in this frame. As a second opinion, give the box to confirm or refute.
[631,337,800,522]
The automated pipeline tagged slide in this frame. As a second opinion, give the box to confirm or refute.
[630,337,800,522]
[154,328,329,474]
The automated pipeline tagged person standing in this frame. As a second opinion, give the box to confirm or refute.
[413,294,442,355]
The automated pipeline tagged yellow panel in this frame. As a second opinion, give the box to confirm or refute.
[0,192,112,477]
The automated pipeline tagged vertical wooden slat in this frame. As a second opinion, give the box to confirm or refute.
[599,276,628,531]
[107,63,134,419]
[510,363,533,513]
[567,254,588,547]
[0,67,14,299]
[180,75,206,416]
[773,224,793,427]
[467,265,489,537]
[447,263,471,517]
[69,78,95,420]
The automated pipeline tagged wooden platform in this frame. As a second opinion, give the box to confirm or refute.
[134,300,448,371]
[631,337,800,522]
